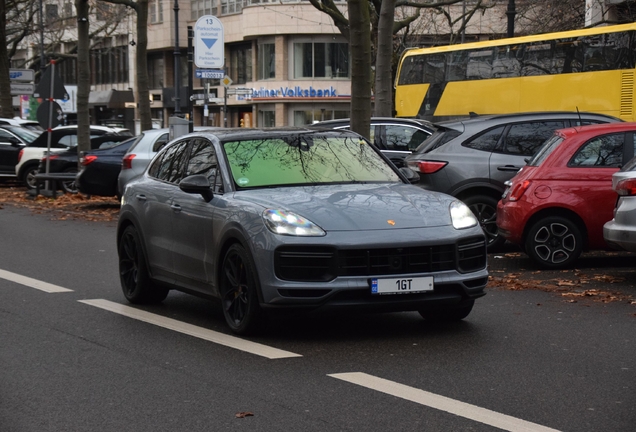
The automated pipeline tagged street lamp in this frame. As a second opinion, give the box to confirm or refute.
[506,0,516,38]
[173,0,181,115]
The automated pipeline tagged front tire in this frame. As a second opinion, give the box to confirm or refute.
[118,225,169,304]
[21,164,39,190]
[525,216,583,269]
[219,244,264,335]
[463,194,505,251]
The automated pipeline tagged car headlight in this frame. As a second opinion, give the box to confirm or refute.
[450,201,478,229]
[262,209,326,236]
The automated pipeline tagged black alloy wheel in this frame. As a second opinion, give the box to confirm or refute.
[464,195,505,251]
[61,168,78,194]
[220,244,263,335]
[525,216,583,269]
[22,165,39,190]
[118,225,169,304]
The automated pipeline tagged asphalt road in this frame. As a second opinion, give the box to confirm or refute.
[1,205,634,432]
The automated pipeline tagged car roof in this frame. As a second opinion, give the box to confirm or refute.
[431,111,622,129]
[556,121,636,138]
[181,127,360,142]
[312,117,434,129]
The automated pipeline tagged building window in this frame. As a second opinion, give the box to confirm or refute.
[59,57,78,85]
[191,0,217,20]
[148,54,164,89]
[90,46,129,85]
[221,0,242,15]
[258,43,275,80]
[293,41,349,79]
[45,4,58,25]
[150,0,164,23]
[230,44,252,85]
[293,109,349,126]
[260,111,275,127]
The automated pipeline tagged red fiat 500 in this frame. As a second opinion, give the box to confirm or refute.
[497,122,636,269]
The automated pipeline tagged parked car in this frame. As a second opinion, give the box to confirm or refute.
[404,112,622,250]
[311,117,434,168]
[76,137,137,198]
[0,118,44,132]
[117,128,488,334]
[17,125,130,189]
[603,156,636,252]
[117,127,212,196]
[0,126,41,179]
[496,122,636,269]
[36,135,133,193]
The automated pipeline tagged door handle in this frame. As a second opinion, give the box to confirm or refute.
[497,165,521,172]
[171,204,182,212]
[135,194,147,201]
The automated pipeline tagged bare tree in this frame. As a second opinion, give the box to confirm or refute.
[76,0,91,153]
[0,0,13,118]
[348,0,372,139]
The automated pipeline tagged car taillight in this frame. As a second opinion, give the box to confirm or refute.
[41,154,59,162]
[18,149,23,162]
[508,180,531,202]
[122,154,135,170]
[615,178,636,196]
[81,155,98,166]
[407,160,448,174]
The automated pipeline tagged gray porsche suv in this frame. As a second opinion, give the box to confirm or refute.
[404,111,622,250]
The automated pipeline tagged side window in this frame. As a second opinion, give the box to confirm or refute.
[570,133,624,167]
[152,140,190,183]
[185,139,223,193]
[152,133,170,152]
[57,135,78,147]
[384,126,429,152]
[0,130,17,144]
[463,126,505,152]
[503,121,565,156]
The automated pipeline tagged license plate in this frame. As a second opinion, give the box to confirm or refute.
[371,276,434,295]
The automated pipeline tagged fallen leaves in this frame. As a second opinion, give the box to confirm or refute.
[235,412,254,418]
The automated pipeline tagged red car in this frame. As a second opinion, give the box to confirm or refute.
[497,122,636,269]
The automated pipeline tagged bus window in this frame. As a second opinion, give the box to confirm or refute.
[424,54,446,84]
[466,50,493,80]
[492,45,522,78]
[553,39,583,73]
[398,54,426,85]
[521,43,553,76]
[447,51,469,81]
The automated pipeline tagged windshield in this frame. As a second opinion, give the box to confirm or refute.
[6,126,40,143]
[223,134,401,188]
[527,134,564,166]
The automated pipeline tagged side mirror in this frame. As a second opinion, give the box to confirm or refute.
[179,174,213,202]
[399,167,420,184]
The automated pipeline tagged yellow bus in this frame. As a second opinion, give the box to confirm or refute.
[394,23,636,121]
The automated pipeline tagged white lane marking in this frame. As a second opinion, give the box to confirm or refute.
[79,299,302,360]
[0,269,73,293]
[328,372,561,432]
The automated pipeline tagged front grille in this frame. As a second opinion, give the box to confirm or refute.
[275,237,486,282]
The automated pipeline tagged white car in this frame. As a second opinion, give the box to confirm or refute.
[0,118,44,132]
[16,125,132,189]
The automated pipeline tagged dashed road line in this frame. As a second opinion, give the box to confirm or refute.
[79,299,302,360]
[328,372,561,432]
[0,268,73,293]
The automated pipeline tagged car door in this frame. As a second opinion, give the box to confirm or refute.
[140,139,190,280]
[170,138,220,290]
[489,120,566,190]
[0,130,23,174]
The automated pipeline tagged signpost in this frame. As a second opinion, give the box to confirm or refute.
[195,69,224,79]
[10,83,35,96]
[9,69,35,82]
[194,16,224,69]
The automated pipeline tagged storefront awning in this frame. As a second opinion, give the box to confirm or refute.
[88,89,134,109]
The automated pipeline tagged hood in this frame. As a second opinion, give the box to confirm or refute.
[235,183,454,231]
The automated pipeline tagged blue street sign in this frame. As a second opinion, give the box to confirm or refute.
[195,69,225,79]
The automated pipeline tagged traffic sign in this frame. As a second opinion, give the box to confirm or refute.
[10,69,35,82]
[221,75,233,87]
[226,87,252,96]
[195,69,225,79]
[194,15,224,68]
[10,83,35,95]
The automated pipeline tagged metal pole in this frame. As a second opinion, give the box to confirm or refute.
[173,0,181,114]
[461,0,466,43]
[39,0,45,73]
[187,25,193,132]
[506,0,516,38]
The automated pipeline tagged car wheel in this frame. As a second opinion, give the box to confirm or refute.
[525,216,583,269]
[61,168,78,194]
[220,243,264,335]
[118,225,169,304]
[419,300,474,322]
[463,195,505,251]
[21,164,39,190]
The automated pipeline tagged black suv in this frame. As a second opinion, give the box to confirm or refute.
[311,117,435,167]
[404,111,622,250]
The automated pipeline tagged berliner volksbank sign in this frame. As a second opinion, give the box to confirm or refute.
[194,15,224,69]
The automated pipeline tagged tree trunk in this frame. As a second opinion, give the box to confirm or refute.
[136,0,152,132]
[0,0,13,118]
[374,0,396,117]
[347,0,371,140]
[75,0,91,154]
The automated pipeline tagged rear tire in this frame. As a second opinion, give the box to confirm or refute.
[525,216,583,269]
[61,168,78,194]
[118,225,169,304]
[463,194,505,251]
[21,164,39,190]
[419,300,474,322]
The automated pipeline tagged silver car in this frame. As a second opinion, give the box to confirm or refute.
[117,128,488,334]
[117,128,171,196]
[604,156,636,252]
